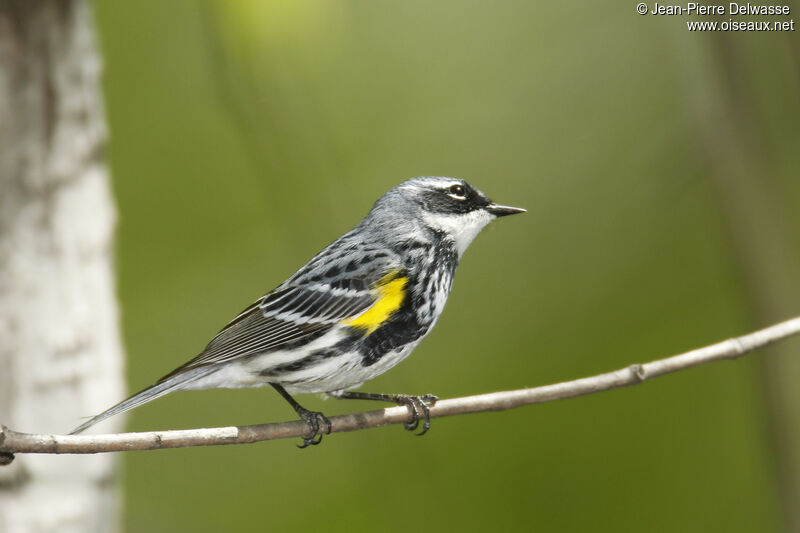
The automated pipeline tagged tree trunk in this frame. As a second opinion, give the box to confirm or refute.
[0,1,124,531]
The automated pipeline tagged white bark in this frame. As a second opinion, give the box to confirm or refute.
[0,1,124,532]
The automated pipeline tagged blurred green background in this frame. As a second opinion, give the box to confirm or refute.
[90,1,800,531]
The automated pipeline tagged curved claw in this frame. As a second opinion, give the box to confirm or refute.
[395,395,419,432]
[329,390,438,437]
[295,408,332,449]
[395,394,437,436]
[415,394,438,436]
[403,416,420,432]
[297,432,324,449]
[414,398,432,436]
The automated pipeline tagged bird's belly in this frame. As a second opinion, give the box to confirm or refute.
[183,328,350,391]
[185,289,445,396]
[185,324,424,395]
[281,339,423,394]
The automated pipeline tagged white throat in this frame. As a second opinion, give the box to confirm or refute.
[422,209,494,258]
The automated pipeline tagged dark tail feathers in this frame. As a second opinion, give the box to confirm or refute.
[70,366,216,434]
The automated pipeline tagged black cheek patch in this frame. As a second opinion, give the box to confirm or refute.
[421,189,479,215]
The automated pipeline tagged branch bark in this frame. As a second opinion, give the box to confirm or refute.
[2,316,798,458]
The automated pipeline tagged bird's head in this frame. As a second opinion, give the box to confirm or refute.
[365,176,525,258]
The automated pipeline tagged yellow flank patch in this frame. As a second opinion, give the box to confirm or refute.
[345,271,408,334]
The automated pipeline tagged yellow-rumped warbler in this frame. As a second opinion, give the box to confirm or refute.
[71,177,524,446]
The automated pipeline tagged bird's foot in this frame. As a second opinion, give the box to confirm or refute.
[295,407,332,449]
[329,390,438,436]
[393,394,438,435]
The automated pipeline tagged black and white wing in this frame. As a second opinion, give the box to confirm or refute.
[70,277,387,433]
[156,278,379,382]
[69,236,405,434]
[156,229,405,381]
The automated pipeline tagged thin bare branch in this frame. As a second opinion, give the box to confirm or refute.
[2,315,799,462]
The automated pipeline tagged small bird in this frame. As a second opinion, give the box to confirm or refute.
[72,177,525,446]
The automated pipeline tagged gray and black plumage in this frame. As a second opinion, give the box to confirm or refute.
[71,177,525,446]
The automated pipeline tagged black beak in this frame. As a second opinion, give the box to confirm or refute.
[486,203,526,217]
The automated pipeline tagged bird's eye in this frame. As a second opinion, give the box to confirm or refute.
[448,184,466,199]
